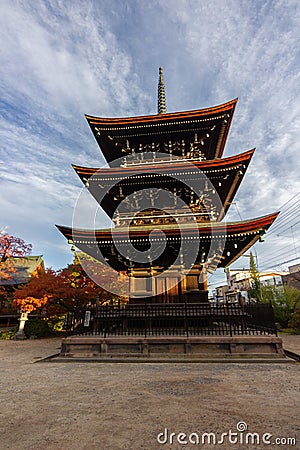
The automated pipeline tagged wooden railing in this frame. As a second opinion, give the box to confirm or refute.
[65,303,277,337]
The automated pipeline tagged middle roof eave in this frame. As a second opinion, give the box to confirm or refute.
[72,148,254,178]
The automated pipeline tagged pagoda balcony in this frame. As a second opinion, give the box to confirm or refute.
[113,208,217,227]
[120,152,206,167]
[119,137,208,166]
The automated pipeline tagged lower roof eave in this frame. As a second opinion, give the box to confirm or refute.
[56,212,279,242]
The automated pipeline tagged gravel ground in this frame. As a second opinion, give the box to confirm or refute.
[280,334,300,354]
[0,337,299,450]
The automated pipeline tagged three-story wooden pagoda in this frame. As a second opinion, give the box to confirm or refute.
[57,68,278,303]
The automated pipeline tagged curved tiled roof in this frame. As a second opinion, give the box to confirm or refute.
[0,256,44,286]
[85,99,238,164]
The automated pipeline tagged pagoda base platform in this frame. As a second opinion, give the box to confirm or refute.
[57,335,287,363]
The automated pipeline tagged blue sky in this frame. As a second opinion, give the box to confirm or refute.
[1,0,299,288]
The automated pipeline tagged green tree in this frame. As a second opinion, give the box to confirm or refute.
[289,309,300,334]
[260,285,300,327]
[248,252,261,301]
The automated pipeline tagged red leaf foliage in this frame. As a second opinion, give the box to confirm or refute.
[0,234,32,263]
[13,260,128,316]
[0,233,32,281]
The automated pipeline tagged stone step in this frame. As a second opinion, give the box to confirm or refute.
[46,353,291,364]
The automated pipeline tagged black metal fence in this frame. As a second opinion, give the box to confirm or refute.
[65,302,277,337]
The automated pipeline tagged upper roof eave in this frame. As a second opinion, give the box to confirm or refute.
[85,98,238,126]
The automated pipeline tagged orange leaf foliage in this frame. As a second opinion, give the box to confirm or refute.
[13,296,48,313]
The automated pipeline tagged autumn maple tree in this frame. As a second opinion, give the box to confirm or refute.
[13,255,128,316]
[0,232,32,280]
[0,232,33,312]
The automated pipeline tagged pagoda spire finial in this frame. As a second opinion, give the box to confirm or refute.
[157,67,167,114]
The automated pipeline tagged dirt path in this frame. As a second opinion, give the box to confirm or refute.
[0,338,299,450]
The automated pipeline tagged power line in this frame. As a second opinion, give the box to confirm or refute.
[267,203,300,232]
[260,245,300,263]
[277,192,300,211]
[267,210,300,235]
[262,256,300,271]
[259,242,300,262]
[270,193,300,222]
